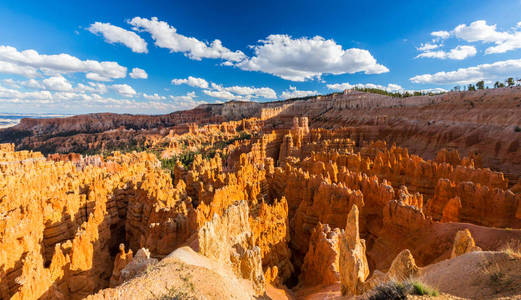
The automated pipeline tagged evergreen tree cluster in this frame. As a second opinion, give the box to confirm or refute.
[451,77,521,92]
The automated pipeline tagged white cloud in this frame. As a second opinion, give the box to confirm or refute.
[453,20,510,43]
[0,81,197,114]
[42,75,73,91]
[431,31,450,39]
[111,84,136,97]
[417,45,477,60]
[417,43,441,51]
[236,34,388,81]
[171,76,209,89]
[86,72,111,82]
[0,85,53,100]
[425,20,521,55]
[410,58,521,85]
[2,78,44,89]
[210,83,277,99]
[0,45,127,80]
[203,89,237,100]
[24,79,44,89]
[485,32,521,54]
[326,82,404,92]
[76,82,107,94]
[129,67,148,79]
[170,92,209,110]
[281,86,317,99]
[169,91,196,102]
[0,61,38,77]
[88,22,148,53]
[143,93,165,100]
[129,17,246,62]
[1,78,20,88]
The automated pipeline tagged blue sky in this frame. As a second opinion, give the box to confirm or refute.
[0,0,521,114]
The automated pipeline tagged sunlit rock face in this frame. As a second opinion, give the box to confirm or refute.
[1,88,521,299]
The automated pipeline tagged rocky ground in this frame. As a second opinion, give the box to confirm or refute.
[1,89,521,299]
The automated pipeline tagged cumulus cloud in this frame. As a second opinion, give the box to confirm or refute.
[129,17,246,62]
[422,20,521,56]
[431,31,450,39]
[42,75,73,91]
[0,61,38,77]
[416,45,477,60]
[453,20,510,43]
[23,79,44,89]
[111,84,136,97]
[485,32,521,54]
[0,85,52,100]
[171,76,209,89]
[0,45,127,80]
[171,77,278,101]
[76,82,107,94]
[143,93,165,100]
[280,86,317,99]
[202,89,237,100]
[129,67,148,79]
[210,83,277,99]
[0,78,198,114]
[417,43,441,51]
[2,78,43,89]
[88,22,148,53]
[236,34,388,81]
[326,82,404,92]
[170,91,196,102]
[169,92,210,110]
[85,73,111,82]
[410,58,521,84]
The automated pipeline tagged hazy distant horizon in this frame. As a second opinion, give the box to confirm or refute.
[0,113,73,129]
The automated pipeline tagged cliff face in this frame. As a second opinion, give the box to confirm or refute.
[1,99,521,299]
[3,87,521,183]
[0,148,197,299]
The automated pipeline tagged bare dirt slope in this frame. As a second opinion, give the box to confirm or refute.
[420,251,521,299]
[88,246,260,300]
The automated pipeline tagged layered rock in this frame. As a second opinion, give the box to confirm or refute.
[450,229,481,258]
[249,197,293,284]
[0,149,196,299]
[299,223,341,286]
[428,179,521,228]
[339,204,369,296]
[188,200,265,295]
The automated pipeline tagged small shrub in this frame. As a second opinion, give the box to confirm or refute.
[490,270,505,283]
[515,126,521,132]
[157,289,194,300]
[369,281,407,300]
[412,281,439,296]
[369,280,439,299]
[500,240,521,258]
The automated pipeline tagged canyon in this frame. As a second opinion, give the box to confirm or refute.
[1,87,521,299]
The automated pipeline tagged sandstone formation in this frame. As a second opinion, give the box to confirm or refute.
[450,229,482,259]
[339,205,369,296]
[188,200,265,295]
[116,248,158,286]
[1,87,521,299]
[299,223,340,286]
[385,249,419,282]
